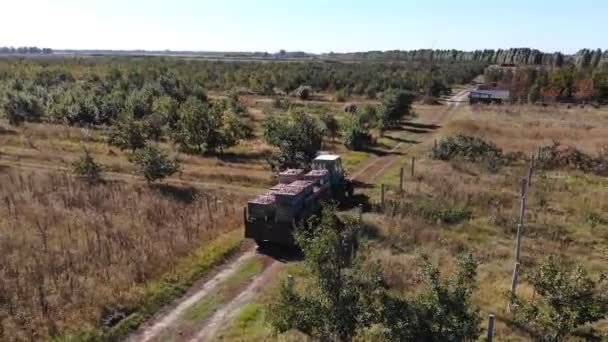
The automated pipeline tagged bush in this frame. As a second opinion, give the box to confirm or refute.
[72,149,102,183]
[343,103,358,113]
[513,257,608,341]
[537,141,607,175]
[130,144,179,183]
[294,85,312,100]
[431,135,506,172]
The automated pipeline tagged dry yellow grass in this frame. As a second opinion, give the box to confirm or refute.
[0,120,274,190]
[372,104,608,340]
[0,170,247,341]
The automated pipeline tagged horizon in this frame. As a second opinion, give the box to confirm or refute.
[2,0,607,54]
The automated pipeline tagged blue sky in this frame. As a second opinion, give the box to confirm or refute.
[2,0,606,53]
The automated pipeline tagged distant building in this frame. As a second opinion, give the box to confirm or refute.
[469,88,511,104]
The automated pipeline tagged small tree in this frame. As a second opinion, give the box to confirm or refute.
[513,257,608,341]
[381,89,415,126]
[227,89,247,114]
[176,96,242,154]
[108,116,147,151]
[411,254,481,341]
[269,207,382,341]
[365,84,378,99]
[528,82,542,104]
[72,149,102,183]
[341,114,371,150]
[319,113,339,141]
[269,207,482,341]
[263,111,323,170]
[3,92,44,126]
[130,144,179,183]
[153,95,179,130]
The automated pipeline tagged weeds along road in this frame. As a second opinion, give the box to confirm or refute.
[128,87,473,342]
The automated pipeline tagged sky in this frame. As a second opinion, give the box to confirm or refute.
[2,0,606,54]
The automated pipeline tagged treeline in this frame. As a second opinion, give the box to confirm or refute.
[485,64,608,103]
[0,46,53,54]
[328,48,565,66]
[0,57,485,127]
[328,48,608,70]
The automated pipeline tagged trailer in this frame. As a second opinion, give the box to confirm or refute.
[244,153,353,247]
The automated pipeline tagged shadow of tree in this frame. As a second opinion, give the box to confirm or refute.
[216,151,270,163]
[384,135,420,144]
[152,183,198,204]
[402,122,442,130]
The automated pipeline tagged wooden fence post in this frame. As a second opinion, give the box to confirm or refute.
[411,157,416,177]
[399,167,404,193]
[515,179,527,262]
[487,314,495,342]
[359,204,363,222]
[528,156,535,188]
[510,262,521,303]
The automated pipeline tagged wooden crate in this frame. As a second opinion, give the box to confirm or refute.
[278,169,305,184]
[247,192,276,218]
[303,169,330,185]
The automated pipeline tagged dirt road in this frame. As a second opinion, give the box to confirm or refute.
[128,88,471,342]
[351,88,470,184]
[129,250,258,342]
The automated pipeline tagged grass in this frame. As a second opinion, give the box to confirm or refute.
[184,293,225,322]
[58,229,245,341]
[216,303,270,341]
[366,104,608,339]
[0,167,247,341]
[215,263,309,341]
[152,256,267,341]
[225,258,265,285]
[0,119,273,190]
[341,150,372,171]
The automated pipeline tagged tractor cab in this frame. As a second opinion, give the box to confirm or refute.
[312,154,344,183]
